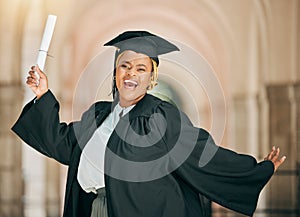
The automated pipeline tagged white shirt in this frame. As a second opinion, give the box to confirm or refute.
[77,103,135,194]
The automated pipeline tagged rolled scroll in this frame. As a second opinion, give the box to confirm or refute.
[35,15,57,83]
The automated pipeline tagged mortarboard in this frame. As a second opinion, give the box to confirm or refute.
[104,30,179,66]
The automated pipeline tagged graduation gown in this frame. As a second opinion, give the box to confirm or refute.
[11,90,274,217]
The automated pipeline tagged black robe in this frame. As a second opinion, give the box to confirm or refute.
[12,90,274,217]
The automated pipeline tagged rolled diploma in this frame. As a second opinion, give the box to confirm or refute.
[35,15,57,82]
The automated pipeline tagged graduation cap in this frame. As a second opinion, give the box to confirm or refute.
[104,30,179,66]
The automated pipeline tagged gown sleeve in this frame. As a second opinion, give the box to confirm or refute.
[11,90,81,165]
[156,101,274,216]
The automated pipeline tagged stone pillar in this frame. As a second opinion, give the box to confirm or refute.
[266,84,297,215]
[229,95,264,217]
[293,83,300,217]
[231,95,260,156]
[0,0,27,216]
[45,160,61,217]
[0,85,24,217]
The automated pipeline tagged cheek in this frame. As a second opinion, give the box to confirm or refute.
[139,74,152,87]
[115,69,123,89]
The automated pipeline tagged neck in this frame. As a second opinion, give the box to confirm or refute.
[118,94,145,108]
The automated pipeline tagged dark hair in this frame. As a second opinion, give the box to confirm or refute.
[111,51,119,99]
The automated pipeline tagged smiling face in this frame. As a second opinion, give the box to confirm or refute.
[115,50,153,107]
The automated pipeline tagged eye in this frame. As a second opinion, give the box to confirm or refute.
[137,68,146,72]
[120,64,127,68]
[120,64,130,69]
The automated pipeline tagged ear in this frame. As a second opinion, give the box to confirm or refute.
[147,72,156,90]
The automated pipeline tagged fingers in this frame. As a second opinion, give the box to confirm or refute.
[34,65,45,78]
[27,65,49,98]
[264,146,287,172]
[274,155,286,172]
[278,155,286,164]
[30,65,46,78]
[273,147,280,161]
[27,65,47,86]
[267,147,280,161]
[27,71,39,87]
[264,146,276,160]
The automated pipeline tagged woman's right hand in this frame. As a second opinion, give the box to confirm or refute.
[26,65,49,99]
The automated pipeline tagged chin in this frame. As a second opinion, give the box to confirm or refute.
[119,91,146,104]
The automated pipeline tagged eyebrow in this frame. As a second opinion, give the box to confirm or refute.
[120,61,131,65]
[136,64,147,68]
[120,61,148,68]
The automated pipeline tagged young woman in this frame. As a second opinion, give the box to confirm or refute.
[12,31,285,217]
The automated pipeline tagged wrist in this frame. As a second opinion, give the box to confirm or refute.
[36,89,49,99]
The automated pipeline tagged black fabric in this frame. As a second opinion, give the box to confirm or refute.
[11,90,274,217]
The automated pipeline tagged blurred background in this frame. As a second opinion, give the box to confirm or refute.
[0,0,299,216]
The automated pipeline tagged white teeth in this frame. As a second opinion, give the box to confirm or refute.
[124,80,138,86]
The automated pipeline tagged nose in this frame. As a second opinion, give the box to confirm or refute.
[126,68,136,76]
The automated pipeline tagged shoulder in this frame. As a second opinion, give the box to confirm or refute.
[93,101,112,111]
[148,94,184,116]
[147,94,178,110]
[147,94,195,128]
[132,94,191,128]
[131,94,179,118]
[80,100,112,120]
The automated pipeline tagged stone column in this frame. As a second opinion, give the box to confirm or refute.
[231,95,260,156]
[0,85,24,217]
[266,84,297,215]
[0,0,27,216]
[45,160,61,217]
[293,83,300,216]
[229,95,264,217]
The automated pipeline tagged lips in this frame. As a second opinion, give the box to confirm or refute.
[124,79,138,89]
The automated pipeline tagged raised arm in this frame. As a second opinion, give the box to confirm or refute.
[12,66,76,165]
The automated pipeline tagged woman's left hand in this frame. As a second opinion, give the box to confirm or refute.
[264,146,286,172]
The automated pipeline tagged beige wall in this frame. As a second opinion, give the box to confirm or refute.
[0,0,299,216]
